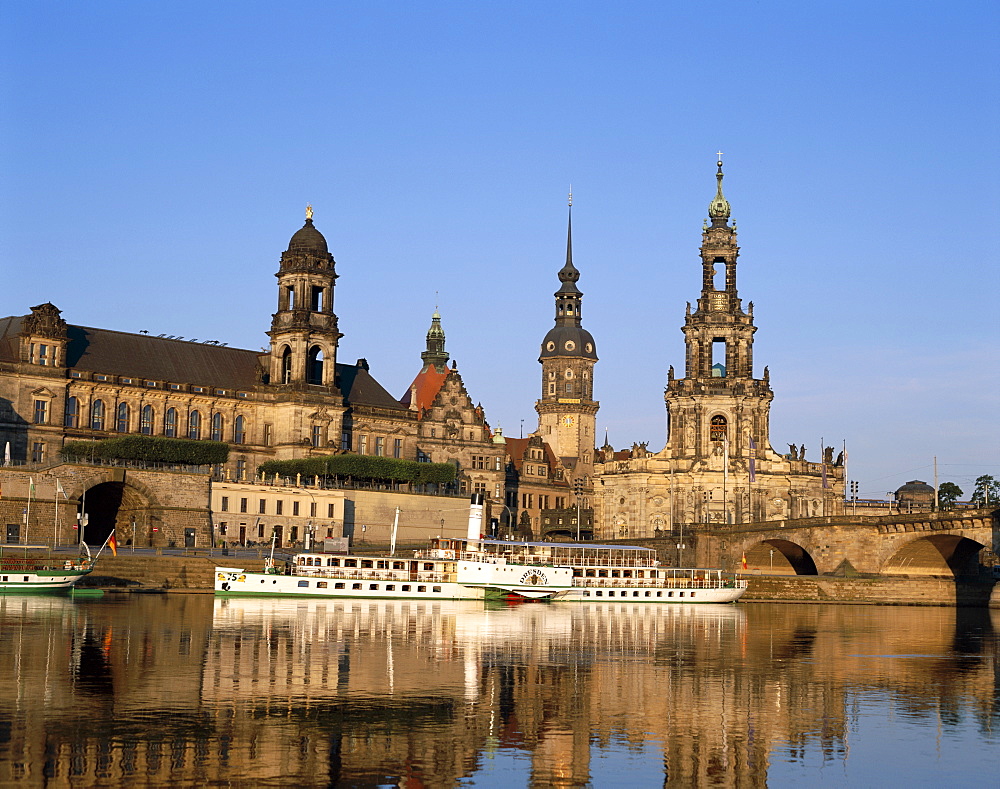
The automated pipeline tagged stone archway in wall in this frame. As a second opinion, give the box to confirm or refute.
[882,535,986,579]
[745,539,819,575]
[80,482,152,548]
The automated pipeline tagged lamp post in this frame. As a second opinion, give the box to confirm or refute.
[573,478,584,541]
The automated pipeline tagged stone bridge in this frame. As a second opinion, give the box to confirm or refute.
[698,507,999,578]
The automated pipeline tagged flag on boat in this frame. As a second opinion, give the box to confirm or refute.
[741,552,747,570]
[748,436,757,483]
[108,532,118,557]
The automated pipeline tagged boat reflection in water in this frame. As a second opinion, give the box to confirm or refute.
[1,594,997,787]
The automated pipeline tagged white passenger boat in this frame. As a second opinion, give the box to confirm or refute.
[215,496,747,604]
[0,545,94,594]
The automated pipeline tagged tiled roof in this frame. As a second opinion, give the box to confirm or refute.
[0,314,408,410]
[400,366,451,415]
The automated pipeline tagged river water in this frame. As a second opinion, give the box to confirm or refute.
[0,594,996,788]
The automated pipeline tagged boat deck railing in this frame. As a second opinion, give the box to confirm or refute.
[572,577,748,589]
[291,567,454,583]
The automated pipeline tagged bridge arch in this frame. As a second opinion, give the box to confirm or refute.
[882,534,986,579]
[745,539,819,575]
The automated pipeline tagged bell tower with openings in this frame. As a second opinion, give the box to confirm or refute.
[535,194,599,474]
[268,205,343,390]
[664,156,774,463]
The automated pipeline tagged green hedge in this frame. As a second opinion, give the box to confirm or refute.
[258,454,456,485]
[62,436,230,465]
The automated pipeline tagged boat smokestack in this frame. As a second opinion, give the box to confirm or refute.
[467,492,485,544]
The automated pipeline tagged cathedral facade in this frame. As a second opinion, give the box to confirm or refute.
[593,160,845,538]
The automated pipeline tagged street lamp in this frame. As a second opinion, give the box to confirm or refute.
[573,478,584,541]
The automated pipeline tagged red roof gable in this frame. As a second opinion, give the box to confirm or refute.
[400,366,450,416]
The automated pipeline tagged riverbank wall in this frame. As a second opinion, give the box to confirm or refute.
[43,554,1000,606]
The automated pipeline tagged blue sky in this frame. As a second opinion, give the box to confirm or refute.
[3,2,997,499]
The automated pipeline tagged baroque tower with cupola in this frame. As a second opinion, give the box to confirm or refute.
[535,199,599,477]
[268,206,342,390]
[664,156,774,463]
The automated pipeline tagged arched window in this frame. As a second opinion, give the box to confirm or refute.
[188,410,201,440]
[280,346,292,384]
[211,412,223,442]
[710,415,727,442]
[91,399,105,430]
[307,346,324,385]
[64,396,79,428]
[164,407,178,437]
[234,415,246,444]
[116,402,130,433]
[140,404,154,435]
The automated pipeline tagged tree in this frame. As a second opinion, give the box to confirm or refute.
[971,475,999,506]
[936,482,963,509]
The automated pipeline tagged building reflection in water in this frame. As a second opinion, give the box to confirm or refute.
[0,594,996,787]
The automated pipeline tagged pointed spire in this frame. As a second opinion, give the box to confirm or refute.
[708,152,731,225]
[558,190,581,292]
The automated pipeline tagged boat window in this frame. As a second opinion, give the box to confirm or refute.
[608,590,615,597]
[586,569,596,577]
[667,591,673,597]
[402,585,410,592]
[335,583,345,589]
[317,582,328,589]
[573,569,583,577]
[611,570,620,578]
[392,562,404,570]
[418,585,426,592]
[633,591,640,597]
[623,570,632,578]
[645,591,651,597]
[353,583,362,590]
[328,558,339,566]
[583,590,590,597]
[297,580,309,587]
[377,561,388,569]
[423,563,434,571]
[386,585,395,591]
[362,560,373,568]
[596,590,603,596]
[297,557,305,565]
[345,559,357,568]
[690,592,695,597]
[598,570,607,577]
[369,584,379,590]
[432,586,441,592]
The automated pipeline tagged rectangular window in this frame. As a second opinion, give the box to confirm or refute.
[310,502,317,517]
[432,586,441,593]
[327,503,335,518]
[375,436,384,456]
[473,481,487,494]
[386,585,395,591]
[276,500,283,515]
[293,501,300,516]
[169,383,181,390]
[334,582,345,590]
[33,400,47,424]
[221,497,229,512]
[538,465,547,477]
[297,580,309,587]
[263,424,273,446]
[240,498,248,514]
[258,499,266,514]
[341,430,350,451]
[312,425,322,447]
[359,435,368,454]
[236,459,246,480]
[393,438,402,458]
[121,378,132,385]
[418,586,426,592]
[31,442,44,463]
[317,581,328,589]
[495,483,502,498]
[145,380,156,387]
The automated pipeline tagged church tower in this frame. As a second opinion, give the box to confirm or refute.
[535,197,599,473]
[664,157,774,463]
[267,206,343,389]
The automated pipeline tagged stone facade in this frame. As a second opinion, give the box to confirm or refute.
[0,209,512,543]
[594,160,845,538]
